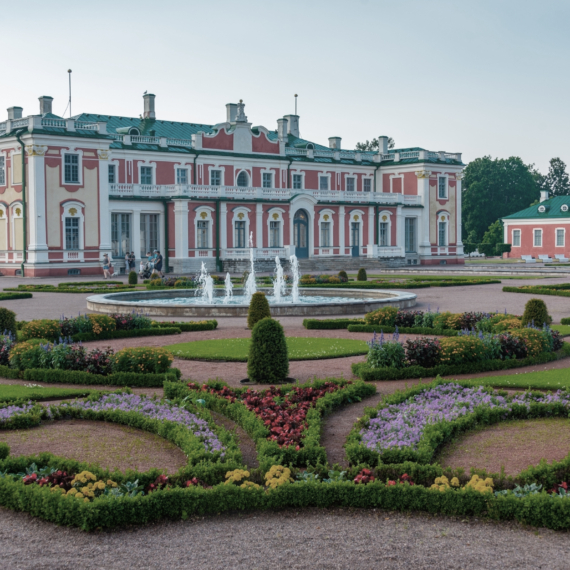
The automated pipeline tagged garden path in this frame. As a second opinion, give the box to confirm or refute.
[209,411,258,468]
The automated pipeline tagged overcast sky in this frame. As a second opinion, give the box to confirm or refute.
[1,0,567,172]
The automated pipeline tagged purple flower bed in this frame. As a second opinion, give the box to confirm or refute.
[0,402,35,425]
[58,393,226,456]
[360,383,570,454]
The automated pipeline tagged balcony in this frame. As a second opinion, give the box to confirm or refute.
[108,184,423,206]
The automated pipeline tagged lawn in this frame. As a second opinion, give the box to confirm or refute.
[167,337,369,361]
[464,367,570,391]
[552,324,570,336]
[0,384,94,403]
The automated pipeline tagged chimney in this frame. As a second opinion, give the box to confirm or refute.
[540,190,549,203]
[39,96,53,115]
[226,103,238,123]
[328,136,341,150]
[377,136,389,154]
[7,107,23,120]
[143,93,156,119]
[277,118,288,142]
[283,114,299,138]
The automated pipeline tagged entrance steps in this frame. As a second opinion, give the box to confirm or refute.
[297,257,406,273]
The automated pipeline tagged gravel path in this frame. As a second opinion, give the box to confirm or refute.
[1,507,568,570]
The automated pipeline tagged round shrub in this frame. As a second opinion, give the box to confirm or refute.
[247,292,271,330]
[247,318,289,383]
[0,442,9,460]
[128,270,138,285]
[439,337,486,365]
[0,307,17,338]
[113,347,173,374]
[9,342,41,370]
[405,337,441,368]
[150,279,162,287]
[21,319,61,341]
[338,270,348,282]
[367,341,406,369]
[521,298,551,327]
[364,306,398,326]
[492,317,522,333]
[357,268,367,282]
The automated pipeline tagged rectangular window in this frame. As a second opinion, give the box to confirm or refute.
[270,221,280,247]
[379,222,389,247]
[210,169,222,186]
[405,218,417,252]
[319,176,329,191]
[512,229,521,247]
[176,168,188,185]
[556,229,565,247]
[320,222,331,247]
[197,221,209,249]
[108,164,116,184]
[0,156,5,186]
[262,172,273,188]
[140,214,159,258]
[292,174,303,190]
[65,217,80,250]
[111,213,131,258]
[234,221,246,248]
[346,177,355,192]
[140,166,153,185]
[64,154,79,183]
[438,221,447,246]
[438,176,447,199]
[363,178,371,192]
[534,229,542,247]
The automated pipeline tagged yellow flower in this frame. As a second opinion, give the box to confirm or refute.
[76,492,84,499]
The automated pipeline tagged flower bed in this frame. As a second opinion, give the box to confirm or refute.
[5,283,136,294]
[503,284,570,298]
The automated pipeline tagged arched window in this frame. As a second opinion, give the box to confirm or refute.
[438,214,449,246]
[236,171,249,187]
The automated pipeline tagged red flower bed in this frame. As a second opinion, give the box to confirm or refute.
[188,382,348,448]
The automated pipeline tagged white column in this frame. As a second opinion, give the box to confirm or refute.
[339,205,345,255]
[415,170,431,256]
[132,210,141,261]
[173,199,189,258]
[256,203,263,248]
[26,146,49,263]
[98,149,112,254]
[456,173,463,250]
[220,202,227,253]
[367,205,374,252]
[396,205,405,257]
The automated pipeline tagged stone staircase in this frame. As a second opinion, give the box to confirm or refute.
[297,257,406,273]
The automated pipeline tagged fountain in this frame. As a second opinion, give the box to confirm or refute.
[243,231,257,303]
[195,262,214,304]
[272,256,287,302]
[289,255,300,304]
[223,272,233,304]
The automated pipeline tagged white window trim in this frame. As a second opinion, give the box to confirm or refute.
[267,208,285,248]
[363,177,373,192]
[208,166,225,186]
[318,173,331,191]
[511,228,521,247]
[389,174,404,194]
[235,169,251,187]
[61,149,84,186]
[437,212,450,247]
[345,176,356,192]
[0,203,7,254]
[194,206,214,250]
[317,209,335,249]
[348,209,365,249]
[231,207,251,248]
[175,166,189,185]
[261,169,274,189]
[10,201,23,253]
[61,202,85,258]
[555,227,565,247]
[291,171,305,190]
[138,162,156,186]
[437,174,449,200]
[0,155,6,187]
[108,162,117,185]
[378,210,393,247]
[534,228,543,247]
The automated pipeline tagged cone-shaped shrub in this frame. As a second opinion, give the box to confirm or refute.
[128,270,138,285]
[338,270,348,281]
[357,268,368,282]
[247,292,271,330]
[0,307,17,338]
[521,298,551,327]
[247,318,289,383]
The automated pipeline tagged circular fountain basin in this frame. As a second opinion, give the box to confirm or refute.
[86,288,416,317]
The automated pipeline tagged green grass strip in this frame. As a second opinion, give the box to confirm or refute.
[552,324,570,336]
[168,337,369,362]
[462,366,570,391]
[0,384,93,403]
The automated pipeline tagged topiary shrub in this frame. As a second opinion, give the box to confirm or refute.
[128,270,138,285]
[338,270,348,282]
[21,319,61,341]
[521,298,551,328]
[247,292,271,330]
[0,442,9,460]
[247,318,289,383]
[357,268,367,282]
[0,307,17,338]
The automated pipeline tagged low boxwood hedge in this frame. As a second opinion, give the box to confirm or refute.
[562,317,570,325]
[303,318,364,330]
[0,292,33,301]
[152,320,218,332]
[71,327,182,342]
[352,343,570,381]
[299,280,500,290]
[503,286,570,298]
[347,324,459,336]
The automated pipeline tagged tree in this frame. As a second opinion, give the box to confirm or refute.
[544,158,570,197]
[481,220,504,246]
[355,137,395,152]
[462,156,540,244]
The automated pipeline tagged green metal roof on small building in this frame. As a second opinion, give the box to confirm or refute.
[502,196,570,220]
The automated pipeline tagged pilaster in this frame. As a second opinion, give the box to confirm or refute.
[97,149,112,253]
[367,205,375,252]
[173,199,189,258]
[339,206,346,255]
[26,145,49,263]
[256,203,263,248]
[415,170,432,255]
[396,205,405,256]
[455,172,463,251]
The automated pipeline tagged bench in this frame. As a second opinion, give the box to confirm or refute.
[555,254,569,262]
[521,255,536,263]
[538,255,554,263]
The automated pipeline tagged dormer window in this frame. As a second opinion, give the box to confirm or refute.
[538,205,546,213]
[562,204,569,212]
[128,127,140,136]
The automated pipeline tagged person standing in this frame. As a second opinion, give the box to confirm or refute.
[102,254,111,279]
[129,252,136,271]
[154,250,164,278]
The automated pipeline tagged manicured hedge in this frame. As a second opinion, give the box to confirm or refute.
[0,292,33,301]
[352,344,570,381]
[22,368,182,387]
[4,284,135,294]
[347,324,459,336]
[503,286,570,298]
[71,327,182,342]
[0,364,24,379]
[303,318,364,330]
[152,320,218,332]
[299,280,500,290]
[562,318,570,325]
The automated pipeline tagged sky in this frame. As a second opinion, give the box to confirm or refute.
[1,0,568,172]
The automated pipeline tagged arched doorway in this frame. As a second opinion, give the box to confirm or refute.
[293,209,309,259]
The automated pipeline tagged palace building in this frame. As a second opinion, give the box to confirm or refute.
[0,93,465,276]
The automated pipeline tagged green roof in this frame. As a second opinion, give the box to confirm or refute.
[503,196,570,220]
